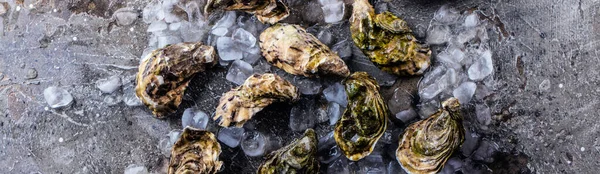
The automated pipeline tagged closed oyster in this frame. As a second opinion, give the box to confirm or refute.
[334,72,388,161]
[204,0,289,24]
[259,24,350,78]
[396,98,464,174]
[136,42,217,118]
[168,127,223,174]
[350,0,431,76]
[214,73,299,127]
[257,129,319,174]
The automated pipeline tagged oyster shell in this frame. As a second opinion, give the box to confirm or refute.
[214,73,299,127]
[136,42,217,118]
[168,127,223,174]
[396,98,464,174]
[259,24,350,78]
[334,72,389,161]
[204,0,289,24]
[350,0,431,76]
[257,129,319,174]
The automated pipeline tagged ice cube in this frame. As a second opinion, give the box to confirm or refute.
[323,83,348,106]
[181,108,209,130]
[358,155,386,173]
[157,35,182,49]
[332,40,352,59]
[317,29,333,46]
[292,76,322,95]
[453,81,477,105]
[226,60,254,85]
[213,11,237,30]
[96,75,122,93]
[327,158,350,174]
[43,86,73,108]
[232,28,256,48]
[211,27,229,36]
[426,25,452,45]
[124,164,149,174]
[241,130,267,157]
[419,66,452,100]
[417,99,439,118]
[242,52,261,65]
[103,93,123,106]
[321,2,345,24]
[461,128,481,157]
[218,127,244,148]
[433,5,460,24]
[147,20,168,32]
[394,108,418,123]
[327,102,343,125]
[467,50,493,81]
[436,47,465,70]
[464,13,479,27]
[169,22,181,30]
[217,37,244,61]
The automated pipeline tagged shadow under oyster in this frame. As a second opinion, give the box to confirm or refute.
[334,72,389,161]
[257,129,319,174]
[204,0,289,24]
[259,23,350,78]
[350,0,431,76]
[214,73,299,127]
[396,98,465,174]
[168,127,223,174]
[136,42,217,118]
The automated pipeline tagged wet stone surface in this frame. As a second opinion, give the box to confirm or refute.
[0,0,599,173]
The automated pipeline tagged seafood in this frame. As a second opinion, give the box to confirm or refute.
[204,0,289,24]
[168,127,223,174]
[136,42,217,118]
[350,0,431,76]
[259,24,350,78]
[214,73,299,127]
[257,129,319,174]
[334,72,389,161]
[396,98,465,174]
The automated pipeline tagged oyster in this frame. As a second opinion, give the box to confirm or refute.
[136,42,217,118]
[168,127,223,174]
[334,72,388,161]
[214,73,299,127]
[257,129,319,174]
[204,0,289,24]
[396,98,464,174]
[259,24,350,78]
[350,0,431,76]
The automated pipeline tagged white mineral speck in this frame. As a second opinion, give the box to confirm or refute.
[72,37,78,41]
[58,137,64,142]
[558,83,564,88]
[96,75,122,93]
[581,147,585,152]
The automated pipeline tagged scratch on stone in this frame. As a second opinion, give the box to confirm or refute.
[578,0,584,20]
[518,15,542,36]
[49,110,90,127]
[75,62,139,70]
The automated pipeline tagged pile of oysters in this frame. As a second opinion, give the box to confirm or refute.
[135,0,466,173]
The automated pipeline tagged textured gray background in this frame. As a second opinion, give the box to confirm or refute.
[0,0,599,173]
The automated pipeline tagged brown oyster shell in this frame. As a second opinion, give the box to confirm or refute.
[168,127,223,174]
[204,0,289,24]
[334,72,389,161]
[214,73,299,127]
[135,42,217,118]
[350,0,431,76]
[396,98,465,174]
[259,23,350,78]
[257,129,319,174]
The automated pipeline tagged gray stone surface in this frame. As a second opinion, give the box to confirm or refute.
[0,0,598,173]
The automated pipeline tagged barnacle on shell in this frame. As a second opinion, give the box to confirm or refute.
[204,0,289,24]
[259,23,350,78]
[334,72,389,161]
[214,73,299,127]
[135,42,217,118]
[350,0,431,76]
[257,129,319,174]
[168,127,223,174]
[396,98,464,174]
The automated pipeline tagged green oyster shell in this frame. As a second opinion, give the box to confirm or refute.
[334,72,389,161]
[350,0,431,76]
[396,98,465,174]
[257,129,320,174]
